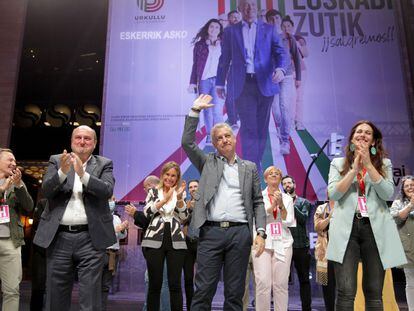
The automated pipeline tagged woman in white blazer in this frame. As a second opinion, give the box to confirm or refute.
[252,166,295,311]
[327,120,406,311]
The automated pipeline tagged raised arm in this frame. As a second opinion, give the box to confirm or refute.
[181,95,213,173]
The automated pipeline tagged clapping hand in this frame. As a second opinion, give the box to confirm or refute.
[70,152,85,178]
[0,176,12,193]
[115,220,129,233]
[162,187,175,206]
[9,168,23,188]
[355,140,372,168]
[273,190,283,206]
[176,181,186,200]
[60,150,71,174]
[193,94,214,110]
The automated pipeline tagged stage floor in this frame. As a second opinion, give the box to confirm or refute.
[14,279,409,310]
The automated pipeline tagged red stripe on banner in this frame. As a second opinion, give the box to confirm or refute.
[266,0,273,9]
[284,137,318,201]
[218,0,225,15]
[122,128,207,201]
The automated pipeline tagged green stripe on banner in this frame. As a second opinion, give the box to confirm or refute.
[278,0,285,16]
[230,0,237,10]
[297,130,330,183]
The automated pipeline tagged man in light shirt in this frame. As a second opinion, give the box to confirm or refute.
[0,148,33,310]
[216,0,289,174]
[182,94,267,310]
[34,125,116,311]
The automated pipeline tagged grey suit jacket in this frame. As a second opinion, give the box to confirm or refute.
[33,154,116,250]
[181,116,266,238]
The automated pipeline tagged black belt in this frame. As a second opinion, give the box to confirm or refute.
[204,221,247,228]
[246,73,256,80]
[186,237,198,244]
[354,213,369,221]
[58,224,88,233]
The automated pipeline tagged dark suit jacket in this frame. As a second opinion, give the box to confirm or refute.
[216,20,289,102]
[33,154,116,250]
[181,116,266,238]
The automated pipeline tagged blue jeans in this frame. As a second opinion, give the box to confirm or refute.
[142,260,170,311]
[272,75,295,143]
[198,77,224,136]
[333,217,385,311]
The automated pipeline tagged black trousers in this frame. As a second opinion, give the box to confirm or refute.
[322,260,336,311]
[46,231,105,311]
[334,217,385,311]
[191,224,251,311]
[292,247,312,311]
[183,237,198,310]
[30,244,46,311]
[101,250,119,311]
[143,223,186,311]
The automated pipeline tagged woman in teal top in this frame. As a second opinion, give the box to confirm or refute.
[327,120,406,311]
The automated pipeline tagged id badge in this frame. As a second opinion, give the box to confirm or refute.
[357,196,368,217]
[270,222,282,240]
[0,205,10,224]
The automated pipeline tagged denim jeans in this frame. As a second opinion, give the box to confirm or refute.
[142,260,170,311]
[272,75,295,143]
[334,217,385,311]
[198,77,224,136]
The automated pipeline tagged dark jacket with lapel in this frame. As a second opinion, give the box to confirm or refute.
[33,154,116,250]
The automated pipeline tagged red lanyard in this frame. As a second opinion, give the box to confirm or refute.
[268,193,278,219]
[357,168,367,196]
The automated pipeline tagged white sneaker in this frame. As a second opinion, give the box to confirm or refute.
[280,142,290,155]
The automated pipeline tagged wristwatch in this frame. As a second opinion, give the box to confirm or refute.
[257,230,267,239]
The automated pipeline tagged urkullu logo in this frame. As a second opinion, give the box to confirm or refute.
[138,0,164,12]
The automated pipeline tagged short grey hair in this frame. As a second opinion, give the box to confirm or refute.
[0,148,13,159]
[144,175,160,187]
[211,123,234,141]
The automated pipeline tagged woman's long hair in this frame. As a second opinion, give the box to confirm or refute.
[340,120,387,177]
[192,18,223,44]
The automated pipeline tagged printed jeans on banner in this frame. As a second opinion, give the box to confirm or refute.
[272,75,295,143]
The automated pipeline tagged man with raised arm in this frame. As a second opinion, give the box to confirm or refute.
[182,94,267,310]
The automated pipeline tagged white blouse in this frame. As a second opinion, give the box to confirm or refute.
[260,187,296,261]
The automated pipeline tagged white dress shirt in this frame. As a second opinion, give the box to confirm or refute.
[59,158,91,225]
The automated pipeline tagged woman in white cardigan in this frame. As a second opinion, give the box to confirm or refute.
[252,166,295,311]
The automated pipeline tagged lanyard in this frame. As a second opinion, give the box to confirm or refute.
[357,168,367,196]
[268,193,278,219]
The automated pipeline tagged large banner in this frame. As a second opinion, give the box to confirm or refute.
[102,0,413,202]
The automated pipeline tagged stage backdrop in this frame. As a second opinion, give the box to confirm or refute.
[102,0,413,203]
